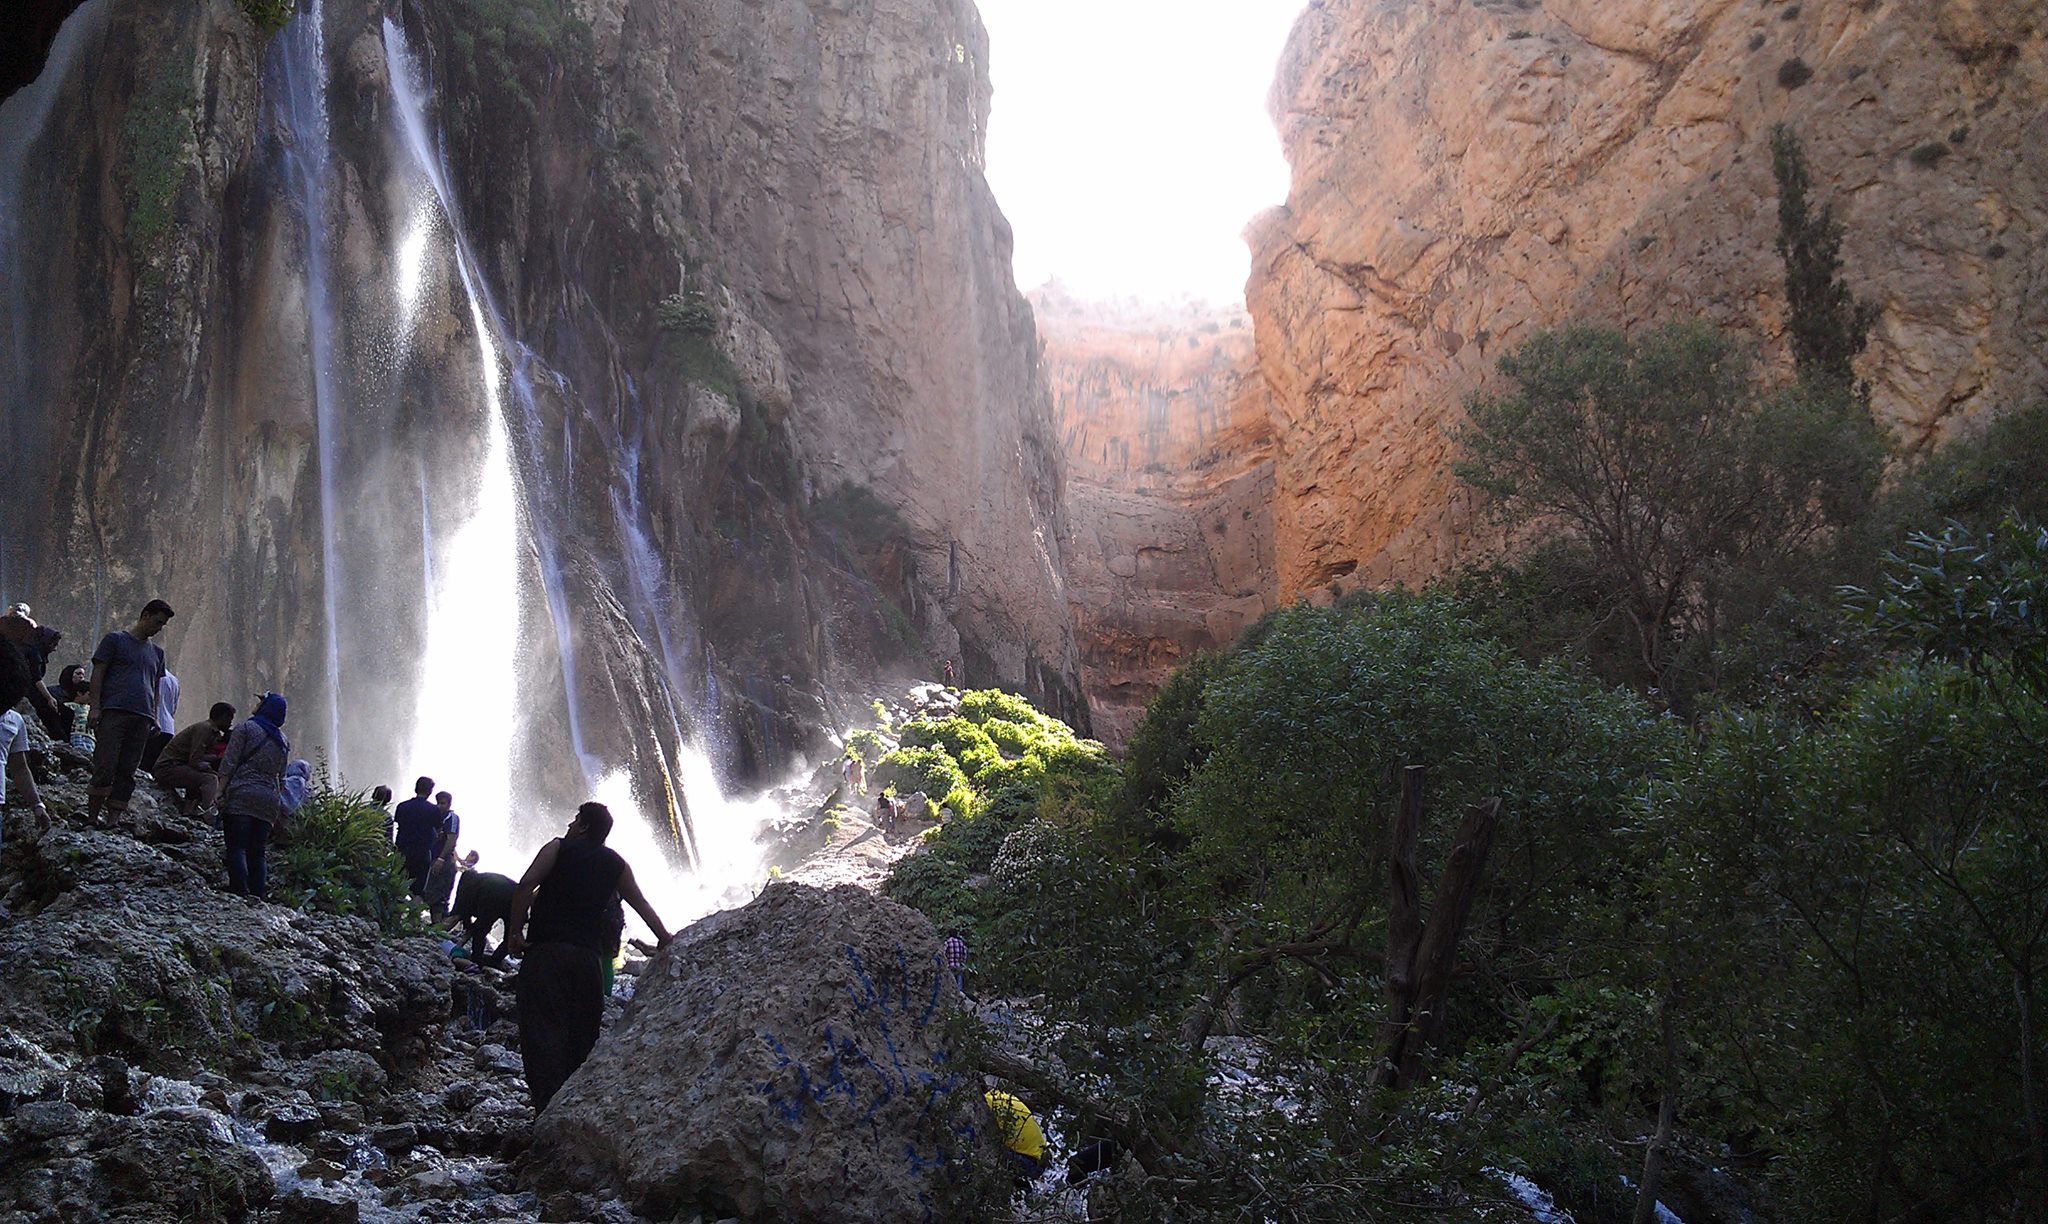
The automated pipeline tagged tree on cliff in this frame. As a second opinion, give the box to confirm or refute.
[1771,123,1880,389]
[1455,322,1884,701]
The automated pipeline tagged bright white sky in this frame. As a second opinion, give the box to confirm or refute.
[976,0,1306,306]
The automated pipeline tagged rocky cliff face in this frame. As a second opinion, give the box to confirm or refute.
[1037,289,1275,745]
[1247,0,2048,597]
[0,0,1079,855]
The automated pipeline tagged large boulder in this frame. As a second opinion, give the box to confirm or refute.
[530,883,997,1222]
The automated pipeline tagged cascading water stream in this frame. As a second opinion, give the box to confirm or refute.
[380,19,770,918]
[271,0,348,766]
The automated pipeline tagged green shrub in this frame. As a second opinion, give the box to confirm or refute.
[237,0,294,33]
[120,65,193,254]
[275,789,422,933]
[655,292,716,334]
[844,728,888,764]
[873,745,973,817]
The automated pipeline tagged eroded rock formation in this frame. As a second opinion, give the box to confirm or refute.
[1247,0,2048,596]
[1037,288,1275,745]
[531,881,991,1222]
[0,0,1079,854]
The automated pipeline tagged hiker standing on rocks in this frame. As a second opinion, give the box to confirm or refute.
[944,931,970,999]
[425,790,461,919]
[152,700,235,816]
[218,692,291,901]
[392,776,441,898]
[504,800,673,1110]
[0,640,52,868]
[86,598,174,823]
[141,668,179,772]
[943,658,956,686]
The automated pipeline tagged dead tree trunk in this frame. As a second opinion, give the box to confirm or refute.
[1373,769,1501,1092]
[1632,994,1677,1224]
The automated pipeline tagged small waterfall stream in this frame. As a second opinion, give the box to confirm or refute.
[271,0,349,767]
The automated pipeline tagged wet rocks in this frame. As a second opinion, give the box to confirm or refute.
[530,882,994,1223]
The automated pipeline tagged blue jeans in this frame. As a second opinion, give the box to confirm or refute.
[224,812,273,898]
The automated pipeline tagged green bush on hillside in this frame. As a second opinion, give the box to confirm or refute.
[275,788,422,934]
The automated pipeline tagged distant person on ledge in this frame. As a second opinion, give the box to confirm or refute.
[86,598,173,823]
[505,801,672,1111]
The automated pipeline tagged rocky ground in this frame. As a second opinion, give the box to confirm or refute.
[0,684,980,1224]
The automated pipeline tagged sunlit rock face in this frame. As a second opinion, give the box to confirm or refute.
[1247,0,2048,597]
[0,0,1079,855]
[1036,288,1275,747]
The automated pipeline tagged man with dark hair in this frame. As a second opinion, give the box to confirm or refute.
[368,784,394,842]
[392,775,440,897]
[152,700,235,816]
[86,599,173,822]
[505,801,673,1110]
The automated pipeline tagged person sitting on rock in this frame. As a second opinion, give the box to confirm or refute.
[504,801,673,1111]
[281,758,313,815]
[49,663,94,754]
[152,700,235,817]
[444,855,516,966]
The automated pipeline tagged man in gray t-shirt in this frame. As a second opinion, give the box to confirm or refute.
[87,598,174,821]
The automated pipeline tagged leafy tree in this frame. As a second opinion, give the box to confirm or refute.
[1456,321,1884,701]
[1770,123,1880,388]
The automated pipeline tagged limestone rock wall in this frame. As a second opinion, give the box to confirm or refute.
[0,0,1081,842]
[1247,0,2048,597]
[1037,290,1275,745]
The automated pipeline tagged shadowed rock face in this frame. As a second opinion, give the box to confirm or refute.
[0,0,1079,847]
[530,881,995,1222]
[1037,290,1276,746]
[1247,0,2048,598]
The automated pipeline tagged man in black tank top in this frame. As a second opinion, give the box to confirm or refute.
[504,801,673,1111]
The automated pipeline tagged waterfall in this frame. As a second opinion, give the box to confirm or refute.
[0,0,109,601]
[382,18,522,848]
[271,0,348,767]
[379,16,771,921]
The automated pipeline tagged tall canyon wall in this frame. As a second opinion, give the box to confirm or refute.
[0,0,1079,854]
[1246,0,2048,597]
[1037,289,1274,745]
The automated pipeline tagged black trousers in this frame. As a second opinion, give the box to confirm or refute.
[516,942,605,1111]
[89,710,155,811]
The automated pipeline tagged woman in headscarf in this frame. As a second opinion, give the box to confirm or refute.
[218,692,290,900]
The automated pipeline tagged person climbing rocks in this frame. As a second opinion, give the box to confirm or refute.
[151,700,235,817]
[2,610,70,741]
[849,752,865,796]
[943,931,970,998]
[392,776,441,898]
[943,658,956,686]
[874,790,898,836]
[218,692,290,901]
[140,668,179,772]
[984,1087,1047,1184]
[504,800,673,1111]
[86,598,174,823]
[840,753,855,794]
[425,790,461,920]
[445,854,516,965]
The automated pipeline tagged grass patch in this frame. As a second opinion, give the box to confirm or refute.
[120,63,194,254]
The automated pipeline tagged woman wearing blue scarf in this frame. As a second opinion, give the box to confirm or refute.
[218,692,291,899]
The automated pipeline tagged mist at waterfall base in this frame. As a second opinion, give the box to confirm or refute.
[302,11,776,930]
